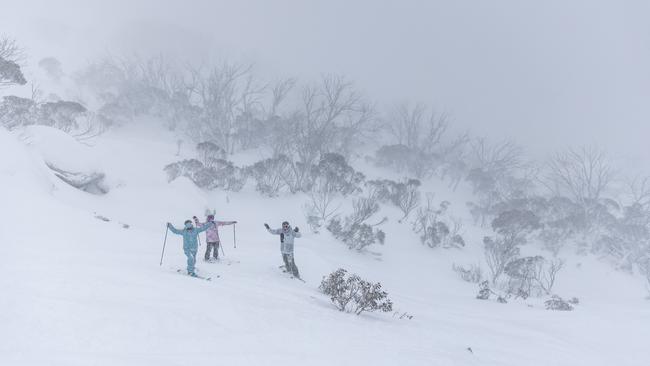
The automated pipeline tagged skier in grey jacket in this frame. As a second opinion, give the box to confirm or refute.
[265,221,301,278]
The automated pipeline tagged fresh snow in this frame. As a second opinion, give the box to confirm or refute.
[1,122,649,366]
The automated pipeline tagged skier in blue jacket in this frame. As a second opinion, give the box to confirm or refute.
[167,220,213,276]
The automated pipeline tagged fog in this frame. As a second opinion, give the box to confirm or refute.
[3,0,649,162]
[3,3,650,364]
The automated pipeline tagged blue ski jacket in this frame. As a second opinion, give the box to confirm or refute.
[168,222,213,250]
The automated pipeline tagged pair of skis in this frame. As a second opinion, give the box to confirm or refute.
[278,265,305,282]
[176,269,217,281]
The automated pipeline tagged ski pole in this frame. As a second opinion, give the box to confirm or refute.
[220,242,226,257]
[159,226,169,266]
[233,223,237,248]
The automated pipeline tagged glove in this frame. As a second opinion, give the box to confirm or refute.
[193,216,198,220]
[233,221,238,224]
[167,222,171,228]
[294,227,299,232]
[264,223,270,229]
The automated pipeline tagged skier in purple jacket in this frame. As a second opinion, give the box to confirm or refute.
[193,214,237,261]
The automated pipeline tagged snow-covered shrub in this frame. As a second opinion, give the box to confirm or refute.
[193,160,247,191]
[492,209,541,238]
[484,235,521,285]
[503,256,544,299]
[305,214,323,233]
[319,268,393,315]
[0,96,36,130]
[453,263,483,283]
[327,219,384,251]
[164,159,203,182]
[498,255,565,298]
[37,101,87,132]
[534,258,564,295]
[484,209,544,286]
[310,153,365,195]
[304,153,364,228]
[305,187,341,230]
[413,199,465,249]
[476,280,492,300]
[374,144,434,179]
[544,295,574,311]
[465,139,533,227]
[0,95,89,133]
[367,178,421,222]
[350,197,381,224]
[476,281,508,303]
[246,155,293,196]
[484,209,542,284]
[0,55,26,87]
[196,141,226,166]
[164,158,245,192]
[326,197,386,251]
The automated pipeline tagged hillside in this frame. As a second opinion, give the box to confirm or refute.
[1,122,648,366]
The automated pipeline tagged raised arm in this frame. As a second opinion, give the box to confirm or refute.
[268,228,282,235]
[216,220,237,226]
[167,223,182,235]
[264,223,281,235]
[196,221,215,233]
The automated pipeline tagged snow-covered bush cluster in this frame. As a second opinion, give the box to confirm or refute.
[477,210,567,299]
[413,198,465,249]
[366,178,422,222]
[164,157,246,192]
[0,37,26,88]
[319,268,393,315]
[0,96,89,132]
[247,152,364,198]
[453,263,483,283]
[544,295,575,311]
[326,197,386,251]
[462,142,650,278]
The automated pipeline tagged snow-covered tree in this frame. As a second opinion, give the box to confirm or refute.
[0,36,26,88]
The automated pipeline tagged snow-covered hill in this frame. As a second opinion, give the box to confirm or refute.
[1,122,649,366]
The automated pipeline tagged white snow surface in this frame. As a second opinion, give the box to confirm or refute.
[1,122,649,366]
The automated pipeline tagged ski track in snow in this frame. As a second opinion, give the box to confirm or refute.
[1,122,649,366]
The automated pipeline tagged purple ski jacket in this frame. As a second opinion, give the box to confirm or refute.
[194,217,236,243]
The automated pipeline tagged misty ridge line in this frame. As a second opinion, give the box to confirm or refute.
[1,38,641,203]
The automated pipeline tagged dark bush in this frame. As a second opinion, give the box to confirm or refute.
[319,268,393,315]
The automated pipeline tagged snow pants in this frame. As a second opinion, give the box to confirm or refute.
[282,253,300,278]
[205,241,220,260]
[184,247,197,274]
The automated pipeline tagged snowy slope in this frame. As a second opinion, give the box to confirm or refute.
[1,123,649,366]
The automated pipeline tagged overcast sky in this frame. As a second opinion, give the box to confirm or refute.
[2,0,649,165]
